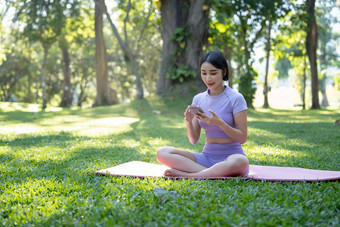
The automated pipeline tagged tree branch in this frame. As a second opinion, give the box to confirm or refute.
[123,0,131,43]
[94,0,130,55]
[249,19,265,51]
[134,0,153,56]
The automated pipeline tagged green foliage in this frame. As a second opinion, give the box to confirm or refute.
[210,0,292,106]
[238,69,257,108]
[0,52,31,101]
[169,26,192,48]
[166,64,196,83]
[334,74,340,91]
[1,0,161,105]
[317,0,340,82]
[0,100,339,226]
[165,26,196,83]
[1,0,338,107]
[272,6,309,103]
[274,55,292,79]
[108,0,160,98]
[0,23,9,65]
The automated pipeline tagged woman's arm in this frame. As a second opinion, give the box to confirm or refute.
[184,108,201,144]
[197,110,247,144]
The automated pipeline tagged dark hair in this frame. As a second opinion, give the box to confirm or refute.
[200,50,229,81]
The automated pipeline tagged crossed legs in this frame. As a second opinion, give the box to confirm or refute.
[156,146,249,178]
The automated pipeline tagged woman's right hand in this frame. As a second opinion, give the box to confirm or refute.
[184,107,195,123]
[184,106,201,144]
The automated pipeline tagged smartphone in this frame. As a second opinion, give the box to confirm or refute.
[188,105,204,115]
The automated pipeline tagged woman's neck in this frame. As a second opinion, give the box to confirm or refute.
[209,84,225,96]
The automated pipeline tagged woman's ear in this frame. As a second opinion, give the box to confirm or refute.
[222,69,227,80]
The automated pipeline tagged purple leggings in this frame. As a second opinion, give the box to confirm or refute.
[192,142,249,176]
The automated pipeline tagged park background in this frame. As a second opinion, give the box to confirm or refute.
[1,0,340,226]
[1,0,339,109]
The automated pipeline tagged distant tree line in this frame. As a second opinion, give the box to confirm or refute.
[0,0,339,109]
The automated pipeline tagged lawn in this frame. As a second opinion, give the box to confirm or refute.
[0,96,339,226]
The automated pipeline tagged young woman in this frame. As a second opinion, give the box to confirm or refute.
[156,50,249,178]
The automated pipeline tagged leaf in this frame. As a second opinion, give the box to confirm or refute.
[215,23,227,33]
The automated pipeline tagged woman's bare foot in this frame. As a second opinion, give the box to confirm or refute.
[164,169,193,177]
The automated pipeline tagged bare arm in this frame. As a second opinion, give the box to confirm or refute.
[184,108,201,144]
[196,110,247,144]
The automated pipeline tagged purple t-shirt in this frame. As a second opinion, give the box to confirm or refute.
[192,85,247,139]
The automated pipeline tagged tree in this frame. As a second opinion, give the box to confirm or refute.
[0,51,30,101]
[262,0,292,108]
[306,0,320,109]
[0,3,10,65]
[317,0,340,107]
[273,9,309,110]
[213,0,273,108]
[12,0,71,109]
[59,35,73,107]
[207,12,240,88]
[156,0,210,96]
[68,5,97,107]
[93,0,117,106]
[262,20,272,108]
[57,1,84,107]
[94,0,153,100]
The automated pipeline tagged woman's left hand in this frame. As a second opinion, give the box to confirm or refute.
[196,110,223,126]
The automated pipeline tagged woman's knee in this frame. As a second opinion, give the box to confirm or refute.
[156,147,173,161]
[227,155,249,171]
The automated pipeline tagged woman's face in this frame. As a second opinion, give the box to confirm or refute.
[200,62,224,92]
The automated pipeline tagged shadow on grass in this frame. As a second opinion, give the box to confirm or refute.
[0,111,189,186]
[0,107,83,123]
[248,121,339,146]
[3,100,338,185]
[246,121,340,170]
[0,143,153,184]
[248,108,340,122]
[0,131,91,148]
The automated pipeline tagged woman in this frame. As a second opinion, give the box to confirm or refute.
[156,50,249,178]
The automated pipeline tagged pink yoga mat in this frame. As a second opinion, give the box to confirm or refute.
[91,161,340,182]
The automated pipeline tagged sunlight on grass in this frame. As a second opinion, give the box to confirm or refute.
[145,137,169,147]
[245,143,312,166]
[0,123,44,135]
[74,117,139,136]
[0,100,339,226]
[0,116,140,137]
[0,102,41,112]
[78,117,139,127]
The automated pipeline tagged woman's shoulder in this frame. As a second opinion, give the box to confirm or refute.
[225,86,245,100]
[225,87,247,112]
[194,90,208,98]
[193,90,208,102]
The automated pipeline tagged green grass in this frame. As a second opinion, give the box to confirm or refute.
[0,96,339,226]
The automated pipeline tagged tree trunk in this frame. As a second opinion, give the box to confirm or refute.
[185,0,210,85]
[320,75,329,107]
[319,40,329,107]
[41,45,49,109]
[263,20,272,108]
[60,40,73,107]
[223,47,233,88]
[95,0,144,99]
[302,56,307,110]
[156,0,183,96]
[93,1,114,106]
[239,18,254,108]
[26,72,32,103]
[77,67,90,107]
[157,0,210,96]
[306,0,320,109]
